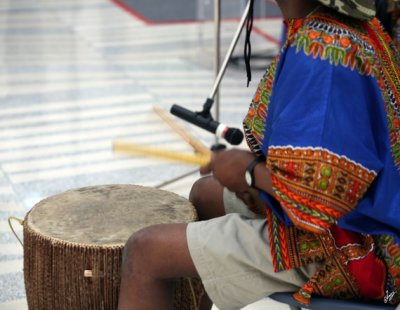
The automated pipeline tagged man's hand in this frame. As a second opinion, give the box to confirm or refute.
[200,149,256,193]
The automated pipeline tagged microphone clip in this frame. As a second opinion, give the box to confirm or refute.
[197,97,214,120]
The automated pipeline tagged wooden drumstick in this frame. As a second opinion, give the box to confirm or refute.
[153,105,210,155]
[112,140,211,166]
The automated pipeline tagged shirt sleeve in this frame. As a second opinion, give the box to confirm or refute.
[263,45,385,234]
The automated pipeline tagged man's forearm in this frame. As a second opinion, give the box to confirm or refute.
[253,163,277,199]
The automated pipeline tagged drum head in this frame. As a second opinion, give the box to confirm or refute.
[25,184,196,246]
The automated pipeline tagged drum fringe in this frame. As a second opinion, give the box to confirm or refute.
[187,277,200,310]
[8,216,24,247]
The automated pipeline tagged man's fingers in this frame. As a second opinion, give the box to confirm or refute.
[199,162,212,175]
[199,152,216,175]
[200,150,222,175]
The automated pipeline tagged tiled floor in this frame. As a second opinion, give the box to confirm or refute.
[0,0,288,308]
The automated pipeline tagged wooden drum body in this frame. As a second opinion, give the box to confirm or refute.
[23,184,203,309]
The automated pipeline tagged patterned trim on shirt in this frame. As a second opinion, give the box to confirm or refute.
[243,55,278,156]
[294,255,362,304]
[243,19,300,157]
[292,13,379,76]
[267,146,377,233]
[266,208,295,271]
[364,18,400,171]
[294,232,376,305]
[266,209,329,273]
[266,206,378,305]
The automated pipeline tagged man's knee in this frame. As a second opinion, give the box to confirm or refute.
[122,224,193,279]
[189,176,211,206]
[122,226,161,277]
[189,176,225,220]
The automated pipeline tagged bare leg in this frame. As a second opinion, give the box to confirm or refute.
[118,178,224,309]
[188,176,226,309]
[189,176,226,220]
[190,176,265,217]
[118,223,200,310]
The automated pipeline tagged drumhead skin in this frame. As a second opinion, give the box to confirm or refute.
[26,184,197,246]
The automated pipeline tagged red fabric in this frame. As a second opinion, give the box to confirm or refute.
[331,224,363,246]
[331,225,386,299]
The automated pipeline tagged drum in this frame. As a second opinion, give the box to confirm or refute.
[23,184,204,310]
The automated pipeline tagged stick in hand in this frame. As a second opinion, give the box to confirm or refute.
[112,140,211,167]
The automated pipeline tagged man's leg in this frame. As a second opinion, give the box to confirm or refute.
[118,223,201,310]
[118,177,225,310]
[189,176,225,220]
[188,176,227,308]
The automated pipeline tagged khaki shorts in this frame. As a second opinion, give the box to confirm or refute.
[186,189,318,310]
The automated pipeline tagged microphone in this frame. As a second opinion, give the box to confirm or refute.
[170,104,244,145]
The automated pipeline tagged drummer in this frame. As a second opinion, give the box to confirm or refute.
[118,0,400,309]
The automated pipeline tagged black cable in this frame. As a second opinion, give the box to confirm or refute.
[244,0,255,87]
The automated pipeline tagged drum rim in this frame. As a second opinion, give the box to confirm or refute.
[24,184,196,248]
[24,213,126,249]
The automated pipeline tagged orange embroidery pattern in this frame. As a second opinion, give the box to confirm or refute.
[243,56,277,152]
[296,230,326,266]
[364,19,400,170]
[293,14,379,76]
[266,208,292,271]
[294,255,361,305]
[243,20,299,157]
[266,208,329,272]
[267,146,377,232]
[294,232,376,305]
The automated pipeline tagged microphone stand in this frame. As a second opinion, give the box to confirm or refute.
[188,0,251,128]
[155,0,251,189]
[213,0,221,145]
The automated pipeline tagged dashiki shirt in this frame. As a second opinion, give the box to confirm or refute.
[243,10,400,306]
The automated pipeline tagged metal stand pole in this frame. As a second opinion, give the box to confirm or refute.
[155,168,200,189]
[155,0,251,189]
[214,0,221,144]
[208,0,250,100]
